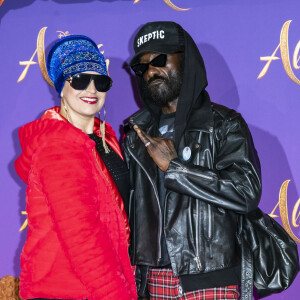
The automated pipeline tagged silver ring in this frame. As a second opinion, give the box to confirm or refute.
[145,141,151,147]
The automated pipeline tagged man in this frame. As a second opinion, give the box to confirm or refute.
[123,21,261,299]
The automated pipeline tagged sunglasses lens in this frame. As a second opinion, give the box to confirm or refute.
[131,64,148,77]
[131,54,167,77]
[70,74,91,90]
[70,74,112,92]
[151,54,167,67]
[94,75,112,92]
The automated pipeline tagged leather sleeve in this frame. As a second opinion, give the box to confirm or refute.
[35,139,135,300]
[123,141,131,169]
[165,116,261,214]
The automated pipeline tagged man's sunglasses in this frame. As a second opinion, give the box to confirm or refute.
[131,54,167,77]
[66,73,112,92]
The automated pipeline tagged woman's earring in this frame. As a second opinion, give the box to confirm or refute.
[99,105,110,154]
[61,98,72,124]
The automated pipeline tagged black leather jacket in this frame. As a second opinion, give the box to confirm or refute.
[123,103,261,292]
[124,23,261,295]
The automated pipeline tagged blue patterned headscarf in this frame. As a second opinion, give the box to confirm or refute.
[47,35,108,96]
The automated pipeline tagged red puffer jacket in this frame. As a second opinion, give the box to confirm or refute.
[15,107,137,300]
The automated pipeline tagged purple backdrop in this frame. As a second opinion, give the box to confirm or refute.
[1,0,299,299]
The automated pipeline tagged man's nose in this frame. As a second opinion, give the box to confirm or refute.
[144,64,160,82]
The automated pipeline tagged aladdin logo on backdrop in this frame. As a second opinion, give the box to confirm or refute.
[269,180,300,244]
[0,0,190,11]
[133,0,190,11]
[258,20,300,86]
[17,30,69,84]
[258,20,300,243]
[137,30,165,47]
[17,28,109,84]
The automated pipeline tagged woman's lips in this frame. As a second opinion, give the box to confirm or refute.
[80,97,98,104]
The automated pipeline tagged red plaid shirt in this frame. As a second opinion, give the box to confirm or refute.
[146,268,239,300]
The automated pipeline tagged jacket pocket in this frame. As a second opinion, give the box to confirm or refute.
[128,189,136,262]
[194,198,201,270]
[203,203,214,259]
[128,189,134,221]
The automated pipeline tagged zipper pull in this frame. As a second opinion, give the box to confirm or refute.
[178,285,183,297]
[176,166,187,173]
[194,256,202,270]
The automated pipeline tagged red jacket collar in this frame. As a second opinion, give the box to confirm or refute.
[41,107,124,160]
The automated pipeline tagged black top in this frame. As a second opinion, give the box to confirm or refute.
[157,112,176,266]
[88,133,129,211]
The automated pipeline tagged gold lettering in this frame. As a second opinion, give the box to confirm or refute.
[97,44,110,73]
[292,198,300,227]
[18,27,65,85]
[19,211,28,232]
[258,20,300,85]
[19,28,109,84]
[257,44,281,79]
[37,27,54,87]
[133,0,190,11]
[105,59,110,73]
[268,201,280,218]
[293,41,300,69]
[163,0,190,11]
[98,44,104,52]
[280,20,300,85]
[57,31,70,39]
[17,49,38,83]
[278,180,300,243]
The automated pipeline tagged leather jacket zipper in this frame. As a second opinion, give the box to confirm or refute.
[175,166,214,181]
[208,127,214,257]
[126,145,162,263]
[194,200,201,270]
[207,204,213,258]
[194,135,202,270]
[208,205,212,239]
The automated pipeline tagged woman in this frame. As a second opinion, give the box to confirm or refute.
[15,35,137,300]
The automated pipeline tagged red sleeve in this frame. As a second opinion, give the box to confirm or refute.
[35,139,134,300]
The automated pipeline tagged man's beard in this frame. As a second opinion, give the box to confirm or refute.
[145,66,184,108]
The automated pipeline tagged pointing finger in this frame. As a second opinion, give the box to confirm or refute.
[133,125,154,145]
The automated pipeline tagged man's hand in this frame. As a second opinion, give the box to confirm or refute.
[133,125,177,172]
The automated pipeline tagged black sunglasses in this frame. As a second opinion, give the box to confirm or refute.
[66,73,112,92]
[131,54,167,77]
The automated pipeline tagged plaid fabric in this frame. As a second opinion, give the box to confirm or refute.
[147,268,240,300]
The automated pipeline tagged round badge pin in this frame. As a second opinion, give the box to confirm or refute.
[182,146,191,161]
